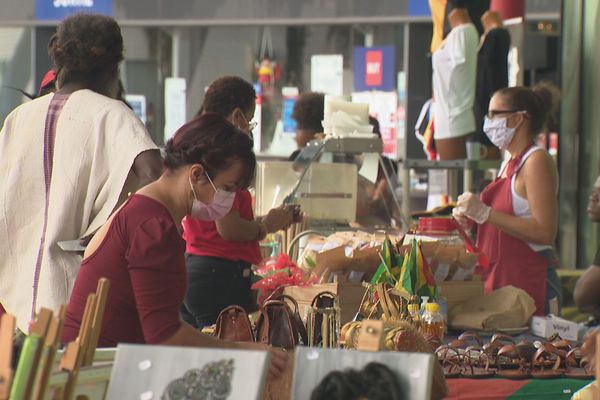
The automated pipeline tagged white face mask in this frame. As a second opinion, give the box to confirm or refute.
[189,172,235,221]
[483,116,516,150]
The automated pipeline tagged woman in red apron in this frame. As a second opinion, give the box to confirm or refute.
[453,85,561,316]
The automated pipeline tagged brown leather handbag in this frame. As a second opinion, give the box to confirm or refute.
[214,305,254,342]
[255,294,308,349]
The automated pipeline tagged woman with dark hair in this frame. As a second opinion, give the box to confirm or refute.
[453,84,562,315]
[0,13,162,331]
[62,113,287,376]
[310,362,404,400]
[289,91,325,161]
[181,76,295,329]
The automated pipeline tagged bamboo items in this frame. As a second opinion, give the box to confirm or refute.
[279,214,308,262]
[31,306,66,400]
[306,292,341,348]
[58,277,110,400]
[0,313,16,400]
[10,308,53,400]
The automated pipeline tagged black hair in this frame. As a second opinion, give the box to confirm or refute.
[48,13,123,89]
[495,83,560,136]
[200,76,256,118]
[310,362,404,400]
[292,92,325,133]
[163,113,256,189]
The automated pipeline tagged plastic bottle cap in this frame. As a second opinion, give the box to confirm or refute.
[425,302,440,312]
[408,304,419,312]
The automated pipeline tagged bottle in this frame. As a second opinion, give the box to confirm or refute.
[407,304,422,331]
[437,295,448,325]
[422,302,445,342]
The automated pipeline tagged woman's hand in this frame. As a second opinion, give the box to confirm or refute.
[263,206,294,233]
[452,206,474,232]
[456,192,491,224]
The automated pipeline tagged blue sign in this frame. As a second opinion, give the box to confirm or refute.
[353,46,396,92]
[36,0,113,21]
[408,0,431,16]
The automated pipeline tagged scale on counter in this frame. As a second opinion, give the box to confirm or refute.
[256,135,408,229]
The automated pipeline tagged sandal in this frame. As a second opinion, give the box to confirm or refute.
[435,345,462,378]
[564,347,595,379]
[496,344,532,379]
[449,331,484,349]
[531,344,564,379]
[460,346,495,378]
[484,333,517,368]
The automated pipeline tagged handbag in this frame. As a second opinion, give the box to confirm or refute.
[255,294,308,349]
[214,305,255,342]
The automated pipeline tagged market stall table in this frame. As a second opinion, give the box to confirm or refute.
[445,377,591,399]
[443,330,592,399]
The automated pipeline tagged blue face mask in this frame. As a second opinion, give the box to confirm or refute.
[483,116,516,150]
[189,172,235,221]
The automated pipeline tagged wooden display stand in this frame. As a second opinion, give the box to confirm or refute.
[284,276,367,324]
[0,278,111,400]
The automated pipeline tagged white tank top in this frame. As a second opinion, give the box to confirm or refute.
[502,145,552,252]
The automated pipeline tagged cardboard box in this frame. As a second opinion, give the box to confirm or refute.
[530,315,579,341]
[284,280,367,324]
[439,279,484,312]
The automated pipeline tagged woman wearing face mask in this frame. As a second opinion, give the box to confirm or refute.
[182,76,295,329]
[61,113,287,378]
[453,84,561,316]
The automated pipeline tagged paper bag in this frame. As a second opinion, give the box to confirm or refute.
[448,285,536,330]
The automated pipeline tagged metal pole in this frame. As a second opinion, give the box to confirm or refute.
[171,28,181,78]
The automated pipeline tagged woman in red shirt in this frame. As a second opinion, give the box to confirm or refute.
[182,76,295,328]
[62,113,286,376]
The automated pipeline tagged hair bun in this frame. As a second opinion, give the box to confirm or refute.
[533,81,560,132]
[49,14,123,76]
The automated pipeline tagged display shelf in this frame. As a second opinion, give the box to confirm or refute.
[400,158,502,217]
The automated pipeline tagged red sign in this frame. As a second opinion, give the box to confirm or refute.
[365,50,383,86]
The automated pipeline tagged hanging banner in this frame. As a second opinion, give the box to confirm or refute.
[164,77,186,143]
[352,91,399,158]
[36,0,113,20]
[310,55,344,96]
[253,83,263,153]
[353,46,395,92]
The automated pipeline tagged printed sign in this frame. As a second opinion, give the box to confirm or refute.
[311,55,344,96]
[352,91,399,158]
[164,77,186,143]
[36,0,113,20]
[353,46,395,92]
[282,86,299,135]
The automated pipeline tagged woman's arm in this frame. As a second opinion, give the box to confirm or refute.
[574,265,600,313]
[486,151,558,245]
[216,206,294,242]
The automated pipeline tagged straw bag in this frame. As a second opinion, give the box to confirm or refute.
[307,291,341,348]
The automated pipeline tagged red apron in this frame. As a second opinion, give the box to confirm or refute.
[476,145,548,316]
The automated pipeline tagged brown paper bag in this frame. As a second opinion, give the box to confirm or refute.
[448,285,536,330]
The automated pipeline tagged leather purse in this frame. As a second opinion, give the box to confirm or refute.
[214,305,255,342]
[255,294,308,349]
